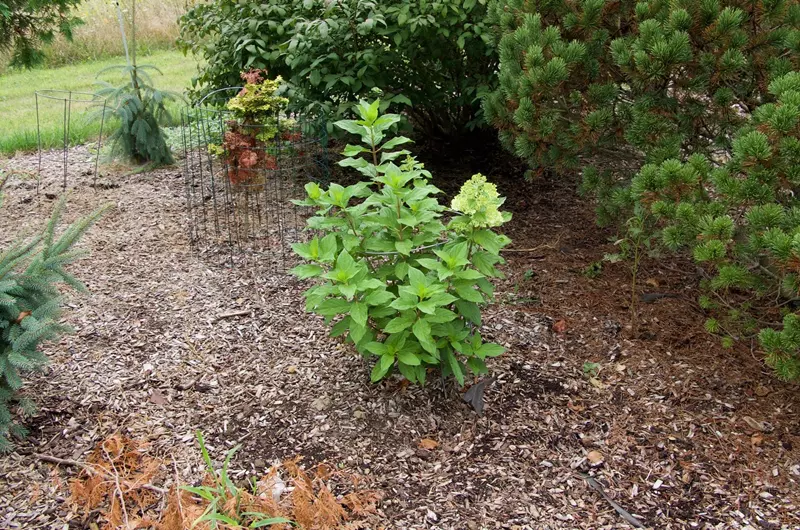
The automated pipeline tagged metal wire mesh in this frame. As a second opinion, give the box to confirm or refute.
[35,90,106,192]
[180,89,329,272]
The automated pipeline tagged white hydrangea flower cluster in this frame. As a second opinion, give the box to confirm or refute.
[450,173,505,228]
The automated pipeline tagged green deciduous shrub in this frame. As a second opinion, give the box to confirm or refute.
[0,174,107,450]
[178,0,497,138]
[291,100,511,386]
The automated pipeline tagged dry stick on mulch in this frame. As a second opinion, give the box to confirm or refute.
[102,444,131,527]
[501,234,563,254]
[575,473,644,528]
[33,453,168,495]
[215,309,252,321]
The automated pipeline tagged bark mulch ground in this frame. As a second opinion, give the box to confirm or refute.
[0,147,798,529]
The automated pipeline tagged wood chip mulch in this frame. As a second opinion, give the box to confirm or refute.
[0,146,798,530]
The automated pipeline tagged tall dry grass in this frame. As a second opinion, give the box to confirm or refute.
[0,0,192,72]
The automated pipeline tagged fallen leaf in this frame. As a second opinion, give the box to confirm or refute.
[588,377,606,389]
[587,450,604,465]
[311,395,331,411]
[742,415,772,432]
[463,377,495,416]
[751,433,764,447]
[418,438,439,450]
[149,389,168,406]
[553,319,567,333]
[567,401,586,412]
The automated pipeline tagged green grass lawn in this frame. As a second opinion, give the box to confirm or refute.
[0,49,197,156]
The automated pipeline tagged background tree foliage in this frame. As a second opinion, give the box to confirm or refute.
[0,0,83,67]
[484,0,800,190]
[179,0,497,138]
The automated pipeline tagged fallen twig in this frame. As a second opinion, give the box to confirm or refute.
[575,472,644,528]
[102,443,130,528]
[215,309,252,320]
[33,453,169,495]
[501,234,563,254]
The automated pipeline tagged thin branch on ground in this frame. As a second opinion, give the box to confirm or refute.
[33,453,169,495]
[102,443,130,528]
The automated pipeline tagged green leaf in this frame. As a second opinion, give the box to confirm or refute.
[443,348,464,386]
[395,261,409,279]
[330,317,351,337]
[412,318,436,353]
[342,144,367,156]
[335,119,369,138]
[454,283,484,303]
[472,250,501,277]
[319,233,338,261]
[371,352,395,382]
[389,295,418,311]
[198,513,240,525]
[384,311,416,332]
[479,342,506,358]
[455,269,484,280]
[428,307,457,323]
[365,289,395,305]
[407,267,427,291]
[415,258,441,271]
[472,230,505,253]
[349,321,367,344]
[455,300,481,325]
[351,302,368,326]
[415,365,427,384]
[290,264,324,279]
[397,361,418,382]
[316,298,351,316]
[467,356,488,376]
[327,249,360,282]
[395,239,413,256]
[397,350,421,366]
[381,136,413,150]
[365,341,388,356]
[181,485,215,501]
[417,300,437,314]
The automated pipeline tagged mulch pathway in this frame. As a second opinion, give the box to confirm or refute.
[0,146,798,529]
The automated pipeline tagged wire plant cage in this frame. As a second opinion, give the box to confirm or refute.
[181,88,330,272]
[35,90,106,192]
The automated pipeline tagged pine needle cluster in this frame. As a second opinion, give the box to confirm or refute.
[628,73,800,380]
[484,0,799,181]
[0,175,108,450]
[484,0,800,379]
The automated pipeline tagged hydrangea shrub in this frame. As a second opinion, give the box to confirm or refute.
[292,101,511,386]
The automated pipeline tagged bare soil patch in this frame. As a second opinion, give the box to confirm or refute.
[0,147,798,529]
